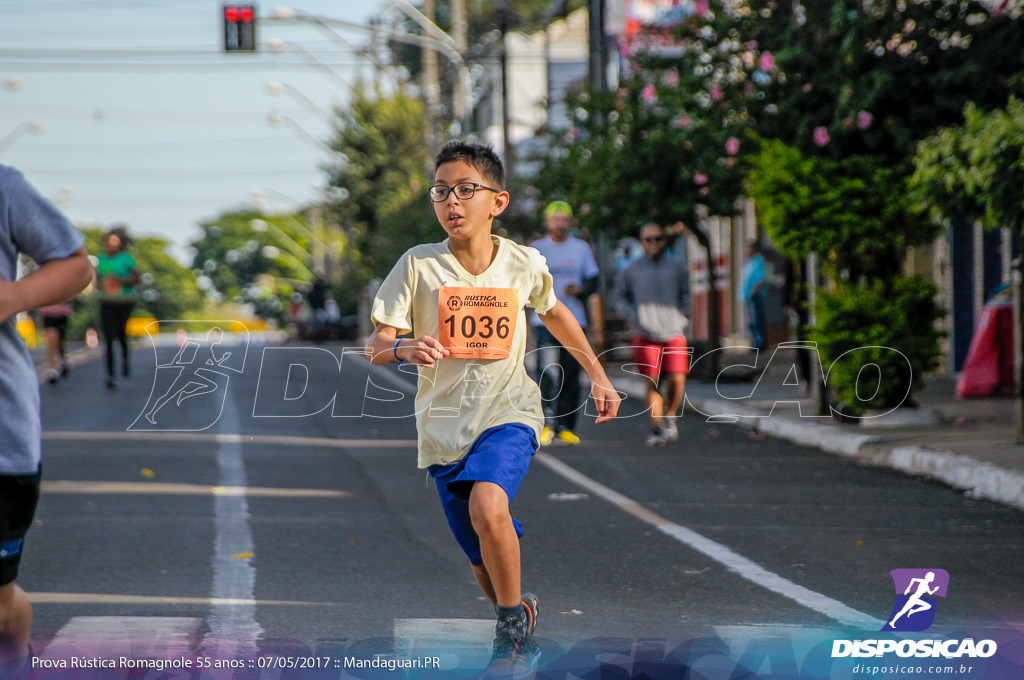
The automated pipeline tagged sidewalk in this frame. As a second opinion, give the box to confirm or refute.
[610,346,1024,512]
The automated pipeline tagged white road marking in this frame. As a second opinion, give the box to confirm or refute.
[42,430,416,449]
[41,480,348,497]
[29,593,337,606]
[37,616,201,659]
[394,618,494,670]
[200,397,264,659]
[535,452,884,630]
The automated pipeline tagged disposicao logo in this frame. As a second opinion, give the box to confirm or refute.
[883,568,949,632]
[831,569,998,660]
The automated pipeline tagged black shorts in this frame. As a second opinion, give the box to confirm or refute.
[0,468,42,586]
[41,315,68,334]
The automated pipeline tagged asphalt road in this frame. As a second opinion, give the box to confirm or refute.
[22,338,1024,678]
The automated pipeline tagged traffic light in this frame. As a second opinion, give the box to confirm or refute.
[223,4,256,52]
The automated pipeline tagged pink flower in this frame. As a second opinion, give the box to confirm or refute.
[642,83,657,104]
[759,52,775,72]
[857,110,873,129]
[673,115,692,128]
[725,137,740,155]
[802,83,813,93]
[711,83,723,101]
[813,126,830,147]
[843,117,853,128]
[695,0,709,16]
[665,69,679,87]
[694,172,709,186]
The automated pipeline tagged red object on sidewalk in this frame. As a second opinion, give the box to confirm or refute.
[956,300,1016,398]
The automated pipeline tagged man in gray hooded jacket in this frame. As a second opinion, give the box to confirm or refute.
[613,223,691,446]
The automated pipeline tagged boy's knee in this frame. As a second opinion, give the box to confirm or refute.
[468,485,510,534]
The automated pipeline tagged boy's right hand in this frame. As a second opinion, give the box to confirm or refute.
[590,375,622,424]
[399,335,450,368]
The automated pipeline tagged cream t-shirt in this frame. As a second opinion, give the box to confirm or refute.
[371,235,557,468]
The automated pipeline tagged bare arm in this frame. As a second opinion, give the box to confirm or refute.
[0,246,93,324]
[538,300,621,423]
[366,323,449,367]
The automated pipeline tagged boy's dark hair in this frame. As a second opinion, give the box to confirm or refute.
[434,141,505,189]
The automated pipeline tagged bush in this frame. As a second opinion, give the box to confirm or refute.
[811,276,945,416]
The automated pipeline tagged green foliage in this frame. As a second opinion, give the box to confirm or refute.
[190,209,327,323]
[741,0,1024,160]
[748,139,939,280]
[537,11,763,236]
[911,96,1024,233]
[325,86,430,283]
[812,276,946,414]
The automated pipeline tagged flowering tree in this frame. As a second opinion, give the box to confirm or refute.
[537,0,1021,408]
[537,1,777,352]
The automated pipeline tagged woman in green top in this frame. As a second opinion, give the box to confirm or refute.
[95,227,140,389]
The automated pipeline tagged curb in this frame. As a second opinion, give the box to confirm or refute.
[615,376,1024,512]
[883,446,1024,511]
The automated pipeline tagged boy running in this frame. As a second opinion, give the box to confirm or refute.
[367,141,620,663]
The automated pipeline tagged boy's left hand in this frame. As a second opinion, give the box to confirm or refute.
[591,376,621,424]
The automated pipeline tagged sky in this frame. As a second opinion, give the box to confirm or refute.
[0,0,395,263]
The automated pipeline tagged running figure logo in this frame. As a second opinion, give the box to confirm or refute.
[130,321,249,431]
[881,568,949,632]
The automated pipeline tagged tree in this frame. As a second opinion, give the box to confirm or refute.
[740,0,1024,160]
[190,209,319,323]
[537,2,773,354]
[325,86,431,286]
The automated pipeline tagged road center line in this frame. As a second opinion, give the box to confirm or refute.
[535,452,883,630]
[200,396,264,658]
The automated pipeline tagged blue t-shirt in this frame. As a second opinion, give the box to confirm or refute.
[0,165,85,474]
[742,253,766,301]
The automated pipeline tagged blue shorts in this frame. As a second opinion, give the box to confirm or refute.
[429,423,538,566]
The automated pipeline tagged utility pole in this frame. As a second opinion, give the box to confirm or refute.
[497,1,514,182]
[588,0,607,94]
[452,0,468,134]
[422,0,441,154]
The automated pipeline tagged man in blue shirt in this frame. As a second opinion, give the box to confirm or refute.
[742,240,768,351]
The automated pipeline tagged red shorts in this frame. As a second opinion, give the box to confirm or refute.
[632,334,689,380]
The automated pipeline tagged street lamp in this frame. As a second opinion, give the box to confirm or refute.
[267,113,346,163]
[0,120,47,155]
[265,37,352,93]
[268,6,473,135]
[264,80,334,124]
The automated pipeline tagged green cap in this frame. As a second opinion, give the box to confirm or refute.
[544,200,573,219]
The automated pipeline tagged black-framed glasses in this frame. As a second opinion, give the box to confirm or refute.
[642,235,666,243]
[429,182,500,202]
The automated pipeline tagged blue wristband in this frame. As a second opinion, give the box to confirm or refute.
[393,339,402,361]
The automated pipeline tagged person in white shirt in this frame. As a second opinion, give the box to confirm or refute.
[529,201,600,446]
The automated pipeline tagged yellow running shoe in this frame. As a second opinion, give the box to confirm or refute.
[540,426,554,447]
[556,429,581,445]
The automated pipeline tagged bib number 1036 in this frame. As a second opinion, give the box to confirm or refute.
[442,314,510,341]
[438,286,518,359]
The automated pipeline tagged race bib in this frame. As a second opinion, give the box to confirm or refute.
[438,286,518,359]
